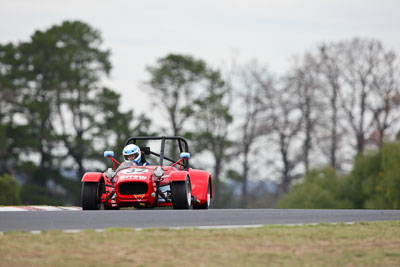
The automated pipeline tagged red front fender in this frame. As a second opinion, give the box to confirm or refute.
[189,169,212,203]
[81,172,104,183]
[168,171,189,182]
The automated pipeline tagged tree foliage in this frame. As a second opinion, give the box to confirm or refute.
[279,141,400,209]
[23,21,112,178]
[0,20,150,205]
[278,166,351,209]
[343,141,400,209]
[228,61,275,206]
[189,67,233,207]
[145,54,208,137]
[0,174,21,205]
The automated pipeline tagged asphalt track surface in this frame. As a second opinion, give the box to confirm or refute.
[1,209,400,232]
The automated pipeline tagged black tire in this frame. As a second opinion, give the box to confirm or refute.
[193,181,211,210]
[171,177,191,209]
[81,182,103,210]
[104,205,120,210]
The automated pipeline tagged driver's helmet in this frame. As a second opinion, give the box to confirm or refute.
[122,144,142,164]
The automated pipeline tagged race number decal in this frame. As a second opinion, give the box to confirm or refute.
[121,168,149,174]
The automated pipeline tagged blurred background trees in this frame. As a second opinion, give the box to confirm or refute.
[0,21,150,205]
[1,20,399,209]
[279,141,400,209]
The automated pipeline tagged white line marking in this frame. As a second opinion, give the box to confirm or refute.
[0,207,28,211]
[194,224,264,230]
[61,207,82,211]
[63,229,81,234]
[0,206,81,212]
[0,222,361,235]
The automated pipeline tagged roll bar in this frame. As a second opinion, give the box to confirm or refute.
[125,136,190,169]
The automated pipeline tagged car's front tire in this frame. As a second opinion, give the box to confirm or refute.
[171,176,191,209]
[104,205,120,210]
[81,182,103,210]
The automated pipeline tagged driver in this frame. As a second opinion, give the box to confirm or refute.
[122,144,149,166]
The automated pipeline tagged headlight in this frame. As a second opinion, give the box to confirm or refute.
[153,166,164,178]
[105,168,115,179]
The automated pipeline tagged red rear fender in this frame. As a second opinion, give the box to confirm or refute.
[81,172,104,183]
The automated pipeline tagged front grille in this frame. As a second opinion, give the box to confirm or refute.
[118,182,148,195]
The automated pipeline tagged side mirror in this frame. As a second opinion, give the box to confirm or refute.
[104,151,115,158]
[180,152,190,159]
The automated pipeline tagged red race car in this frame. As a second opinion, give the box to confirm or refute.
[81,136,212,210]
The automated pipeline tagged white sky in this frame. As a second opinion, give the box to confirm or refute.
[1,0,400,117]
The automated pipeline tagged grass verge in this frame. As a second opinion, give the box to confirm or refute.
[1,221,400,266]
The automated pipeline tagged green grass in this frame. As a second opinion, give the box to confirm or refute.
[1,221,400,266]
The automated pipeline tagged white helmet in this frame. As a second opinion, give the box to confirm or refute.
[122,144,142,164]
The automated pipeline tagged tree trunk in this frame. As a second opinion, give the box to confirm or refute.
[241,146,249,208]
[330,87,338,169]
[213,157,222,207]
[279,133,291,194]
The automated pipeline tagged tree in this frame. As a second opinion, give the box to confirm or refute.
[284,38,400,172]
[333,38,400,154]
[0,43,26,175]
[189,67,233,207]
[267,79,303,194]
[343,141,400,209]
[43,21,112,178]
[0,20,149,205]
[369,49,400,146]
[379,142,400,208]
[145,54,208,137]
[286,54,324,171]
[93,87,152,161]
[317,43,346,170]
[280,141,400,209]
[1,21,111,181]
[0,174,21,205]
[229,60,275,207]
[278,166,351,209]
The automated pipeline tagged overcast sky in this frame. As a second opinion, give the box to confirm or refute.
[1,0,399,116]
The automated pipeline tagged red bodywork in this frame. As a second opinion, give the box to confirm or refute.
[81,159,212,209]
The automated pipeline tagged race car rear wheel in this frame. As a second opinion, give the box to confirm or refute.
[193,181,211,210]
[81,182,103,210]
[171,176,191,209]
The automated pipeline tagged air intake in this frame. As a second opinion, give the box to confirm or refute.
[118,182,148,195]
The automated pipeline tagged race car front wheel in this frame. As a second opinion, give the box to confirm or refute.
[81,182,103,210]
[171,176,191,209]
